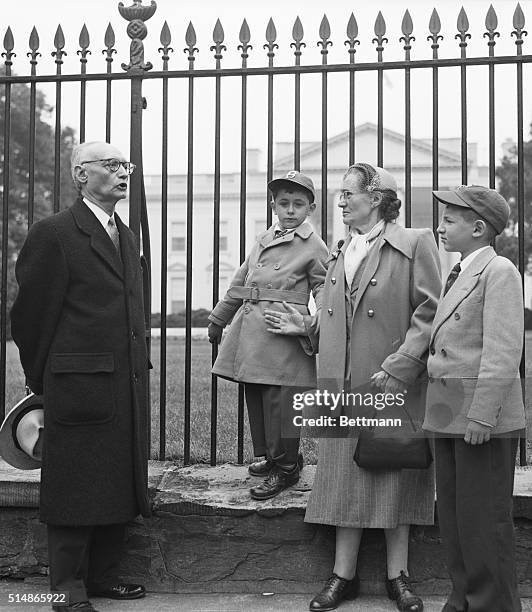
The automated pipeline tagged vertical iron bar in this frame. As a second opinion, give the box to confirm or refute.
[266,72,274,227]
[184,74,194,466]
[457,19,469,185]
[404,70,411,228]
[429,12,442,242]
[237,30,250,464]
[159,69,169,461]
[516,39,526,466]
[210,69,222,466]
[294,70,301,171]
[53,33,64,214]
[487,61,495,189]
[319,26,330,243]
[0,61,12,418]
[377,69,383,167]
[28,79,37,229]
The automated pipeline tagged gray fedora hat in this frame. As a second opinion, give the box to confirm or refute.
[0,394,43,470]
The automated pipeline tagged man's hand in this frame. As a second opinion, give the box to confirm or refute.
[464,420,491,445]
[207,322,223,344]
[264,301,306,335]
[370,370,407,395]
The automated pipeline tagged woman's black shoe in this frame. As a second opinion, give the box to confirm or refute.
[309,573,360,611]
[386,571,423,612]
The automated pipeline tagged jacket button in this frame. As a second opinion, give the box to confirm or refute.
[370,278,377,286]
[367,309,374,317]
[133,373,138,382]
[251,281,257,287]
[266,283,272,289]
[331,277,336,284]
[454,312,460,320]
[131,330,137,340]
[430,347,435,355]
[274,264,280,270]
[441,348,447,356]
[328,308,333,315]
[257,263,263,268]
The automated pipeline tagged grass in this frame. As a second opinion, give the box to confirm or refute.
[5,333,532,465]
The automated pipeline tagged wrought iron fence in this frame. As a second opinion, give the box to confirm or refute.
[0,1,530,465]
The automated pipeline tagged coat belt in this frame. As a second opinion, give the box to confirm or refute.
[227,286,309,305]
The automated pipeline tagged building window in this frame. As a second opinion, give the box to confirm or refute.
[219,221,228,252]
[170,275,185,313]
[171,222,186,252]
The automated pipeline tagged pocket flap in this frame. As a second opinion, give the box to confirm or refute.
[50,353,115,374]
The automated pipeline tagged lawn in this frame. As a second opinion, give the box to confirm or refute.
[4,333,532,465]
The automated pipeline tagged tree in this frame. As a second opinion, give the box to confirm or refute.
[0,73,77,324]
[495,126,532,274]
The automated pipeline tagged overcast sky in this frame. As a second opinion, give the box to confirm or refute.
[3,0,532,174]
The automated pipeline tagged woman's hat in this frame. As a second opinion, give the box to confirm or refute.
[0,394,43,470]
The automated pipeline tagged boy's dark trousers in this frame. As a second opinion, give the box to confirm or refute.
[435,435,521,612]
[244,383,300,465]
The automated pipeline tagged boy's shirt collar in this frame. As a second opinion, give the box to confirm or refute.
[459,245,491,275]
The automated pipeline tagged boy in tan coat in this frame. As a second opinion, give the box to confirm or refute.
[424,185,526,612]
[208,171,328,500]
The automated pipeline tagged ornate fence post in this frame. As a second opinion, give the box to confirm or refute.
[118,0,156,454]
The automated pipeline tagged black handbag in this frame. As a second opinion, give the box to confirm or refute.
[353,403,432,470]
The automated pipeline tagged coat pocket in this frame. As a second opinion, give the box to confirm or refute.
[48,352,116,426]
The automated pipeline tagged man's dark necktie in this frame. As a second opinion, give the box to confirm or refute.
[443,262,461,296]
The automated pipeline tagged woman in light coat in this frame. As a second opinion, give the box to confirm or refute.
[266,163,441,612]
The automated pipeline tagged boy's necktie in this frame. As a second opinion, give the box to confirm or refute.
[274,228,288,239]
[107,216,120,253]
[443,262,461,296]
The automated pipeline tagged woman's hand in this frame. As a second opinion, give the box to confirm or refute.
[370,370,407,395]
[264,301,306,335]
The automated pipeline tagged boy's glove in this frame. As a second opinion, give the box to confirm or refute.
[208,322,223,344]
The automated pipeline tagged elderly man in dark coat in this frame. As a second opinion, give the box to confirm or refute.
[10,141,150,612]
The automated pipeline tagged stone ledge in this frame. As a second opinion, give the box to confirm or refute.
[0,460,530,596]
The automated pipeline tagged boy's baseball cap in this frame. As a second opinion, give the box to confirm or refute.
[433,185,510,234]
[268,171,315,203]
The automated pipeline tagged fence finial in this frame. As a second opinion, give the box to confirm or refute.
[159,21,173,67]
[345,13,360,63]
[484,5,500,54]
[184,22,198,68]
[2,27,15,75]
[373,11,388,61]
[264,18,278,67]
[118,0,157,72]
[291,16,305,64]
[28,26,41,75]
[512,3,527,54]
[211,19,226,68]
[78,24,91,67]
[400,9,415,59]
[428,8,443,59]
[238,19,252,68]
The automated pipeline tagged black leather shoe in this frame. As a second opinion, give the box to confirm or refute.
[250,464,299,500]
[386,571,423,612]
[309,573,360,611]
[88,583,146,600]
[248,453,304,477]
[52,603,99,612]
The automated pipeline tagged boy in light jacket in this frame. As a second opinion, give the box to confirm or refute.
[208,171,328,500]
[424,185,525,612]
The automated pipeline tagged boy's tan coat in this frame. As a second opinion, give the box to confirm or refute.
[209,222,328,387]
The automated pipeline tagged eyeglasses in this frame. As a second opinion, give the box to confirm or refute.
[80,158,136,175]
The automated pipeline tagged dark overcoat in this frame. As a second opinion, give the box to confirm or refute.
[10,198,150,525]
